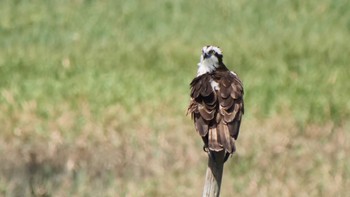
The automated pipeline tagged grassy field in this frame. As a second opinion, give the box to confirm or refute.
[0,0,350,196]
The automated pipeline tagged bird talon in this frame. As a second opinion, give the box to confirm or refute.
[203,146,209,153]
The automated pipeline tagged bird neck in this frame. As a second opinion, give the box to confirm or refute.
[197,61,227,76]
[197,59,218,76]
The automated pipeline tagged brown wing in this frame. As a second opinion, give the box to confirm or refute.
[188,72,244,158]
[217,71,244,141]
[187,74,215,137]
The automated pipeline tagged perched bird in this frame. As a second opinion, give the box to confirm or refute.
[187,45,244,162]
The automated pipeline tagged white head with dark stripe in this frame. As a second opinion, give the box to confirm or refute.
[197,45,223,76]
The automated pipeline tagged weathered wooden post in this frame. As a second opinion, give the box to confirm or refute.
[202,150,225,197]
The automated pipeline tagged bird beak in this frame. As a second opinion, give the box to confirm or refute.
[203,53,210,59]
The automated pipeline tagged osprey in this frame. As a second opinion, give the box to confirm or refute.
[187,45,244,162]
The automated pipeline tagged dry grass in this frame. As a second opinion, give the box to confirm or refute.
[226,116,350,197]
[0,99,349,196]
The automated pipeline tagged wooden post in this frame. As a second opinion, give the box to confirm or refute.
[202,150,225,197]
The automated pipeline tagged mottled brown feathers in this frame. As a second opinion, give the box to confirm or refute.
[188,67,244,161]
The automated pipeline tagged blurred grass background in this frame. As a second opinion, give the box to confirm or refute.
[0,0,349,196]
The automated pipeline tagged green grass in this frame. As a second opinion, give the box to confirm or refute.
[0,0,350,196]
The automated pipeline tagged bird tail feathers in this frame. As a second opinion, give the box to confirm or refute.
[208,123,236,155]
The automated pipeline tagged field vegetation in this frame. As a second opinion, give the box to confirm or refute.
[0,0,349,196]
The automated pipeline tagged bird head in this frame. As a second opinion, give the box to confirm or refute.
[200,45,223,64]
[197,45,224,76]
